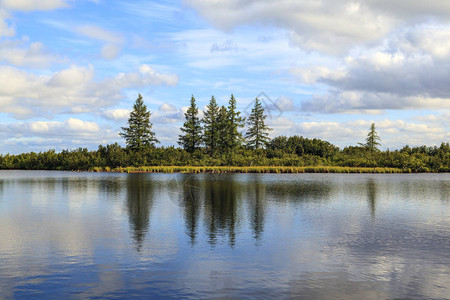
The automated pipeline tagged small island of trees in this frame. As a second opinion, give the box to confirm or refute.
[0,94,449,173]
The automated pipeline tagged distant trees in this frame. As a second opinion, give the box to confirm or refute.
[267,136,339,158]
[360,123,381,152]
[3,93,447,172]
[245,98,272,149]
[120,94,158,151]
[178,95,203,153]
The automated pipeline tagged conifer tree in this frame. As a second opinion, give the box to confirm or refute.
[202,96,220,154]
[217,105,229,150]
[362,123,381,152]
[178,95,203,153]
[225,94,245,150]
[120,93,158,151]
[245,97,272,149]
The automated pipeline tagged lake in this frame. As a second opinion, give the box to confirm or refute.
[0,171,449,299]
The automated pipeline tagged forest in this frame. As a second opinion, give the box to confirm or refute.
[0,94,449,173]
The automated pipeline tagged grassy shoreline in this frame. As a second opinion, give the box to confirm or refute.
[90,166,415,174]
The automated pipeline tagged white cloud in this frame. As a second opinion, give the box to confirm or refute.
[290,66,346,84]
[0,39,61,68]
[0,9,14,37]
[73,24,124,59]
[26,118,99,134]
[293,25,450,113]
[0,118,121,153]
[49,65,94,87]
[0,64,178,119]
[104,109,131,121]
[185,0,450,56]
[159,103,177,112]
[184,0,394,55]
[5,118,101,137]
[75,25,123,44]
[101,43,121,60]
[0,0,68,11]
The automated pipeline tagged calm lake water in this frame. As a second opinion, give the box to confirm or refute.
[0,171,449,299]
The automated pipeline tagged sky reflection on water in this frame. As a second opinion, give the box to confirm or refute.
[0,171,449,299]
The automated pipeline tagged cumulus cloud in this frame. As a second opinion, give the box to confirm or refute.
[292,26,450,113]
[0,64,178,119]
[185,0,450,55]
[159,103,177,112]
[104,109,131,121]
[0,118,121,153]
[0,39,61,68]
[184,0,393,54]
[0,9,14,37]
[2,118,102,140]
[25,118,100,135]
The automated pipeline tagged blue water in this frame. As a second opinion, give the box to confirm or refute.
[0,171,449,299]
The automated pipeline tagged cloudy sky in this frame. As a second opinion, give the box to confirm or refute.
[0,0,449,153]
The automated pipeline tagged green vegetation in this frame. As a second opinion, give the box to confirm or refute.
[245,97,272,149]
[359,123,381,152]
[119,93,158,150]
[178,95,202,153]
[0,94,448,173]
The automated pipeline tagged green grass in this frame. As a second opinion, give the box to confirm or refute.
[91,165,406,174]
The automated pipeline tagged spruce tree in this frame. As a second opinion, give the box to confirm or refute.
[225,94,245,150]
[363,123,381,152]
[120,93,158,151]
[202,96,220,154]
[178,95,203,153]
[245,97,272,149]
[217,105,229,150]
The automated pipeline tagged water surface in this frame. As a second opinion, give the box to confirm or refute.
[0,171,449,299]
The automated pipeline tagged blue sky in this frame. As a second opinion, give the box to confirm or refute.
[0,0,449,153]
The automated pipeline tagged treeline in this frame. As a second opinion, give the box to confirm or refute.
[0,93,449,172]
[0,139,448,172]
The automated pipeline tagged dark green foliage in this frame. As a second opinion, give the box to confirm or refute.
[245,98,272,149]
[225,94,245,150]
[268,135,339,158]
[120,93,158,151]
[217,105,229,150]
[202,96,220,155]
[179,95,203,153]
[0,140,448,172]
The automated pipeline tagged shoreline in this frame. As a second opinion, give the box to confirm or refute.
[92,166,420,174]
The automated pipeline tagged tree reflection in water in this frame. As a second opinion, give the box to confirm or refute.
[126,174,154,252]
[366,178,377,220]
[180,174,202,246]
[247,175,266,242]
[203,174,240,247]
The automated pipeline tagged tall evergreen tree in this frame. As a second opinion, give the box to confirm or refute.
[217,105,229,150]
[225,94,245,150]
[120,93,158,151]
[362,123,381,151]
[202,96,220,154]
[178,95,203,153]
[245,97,272,149]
